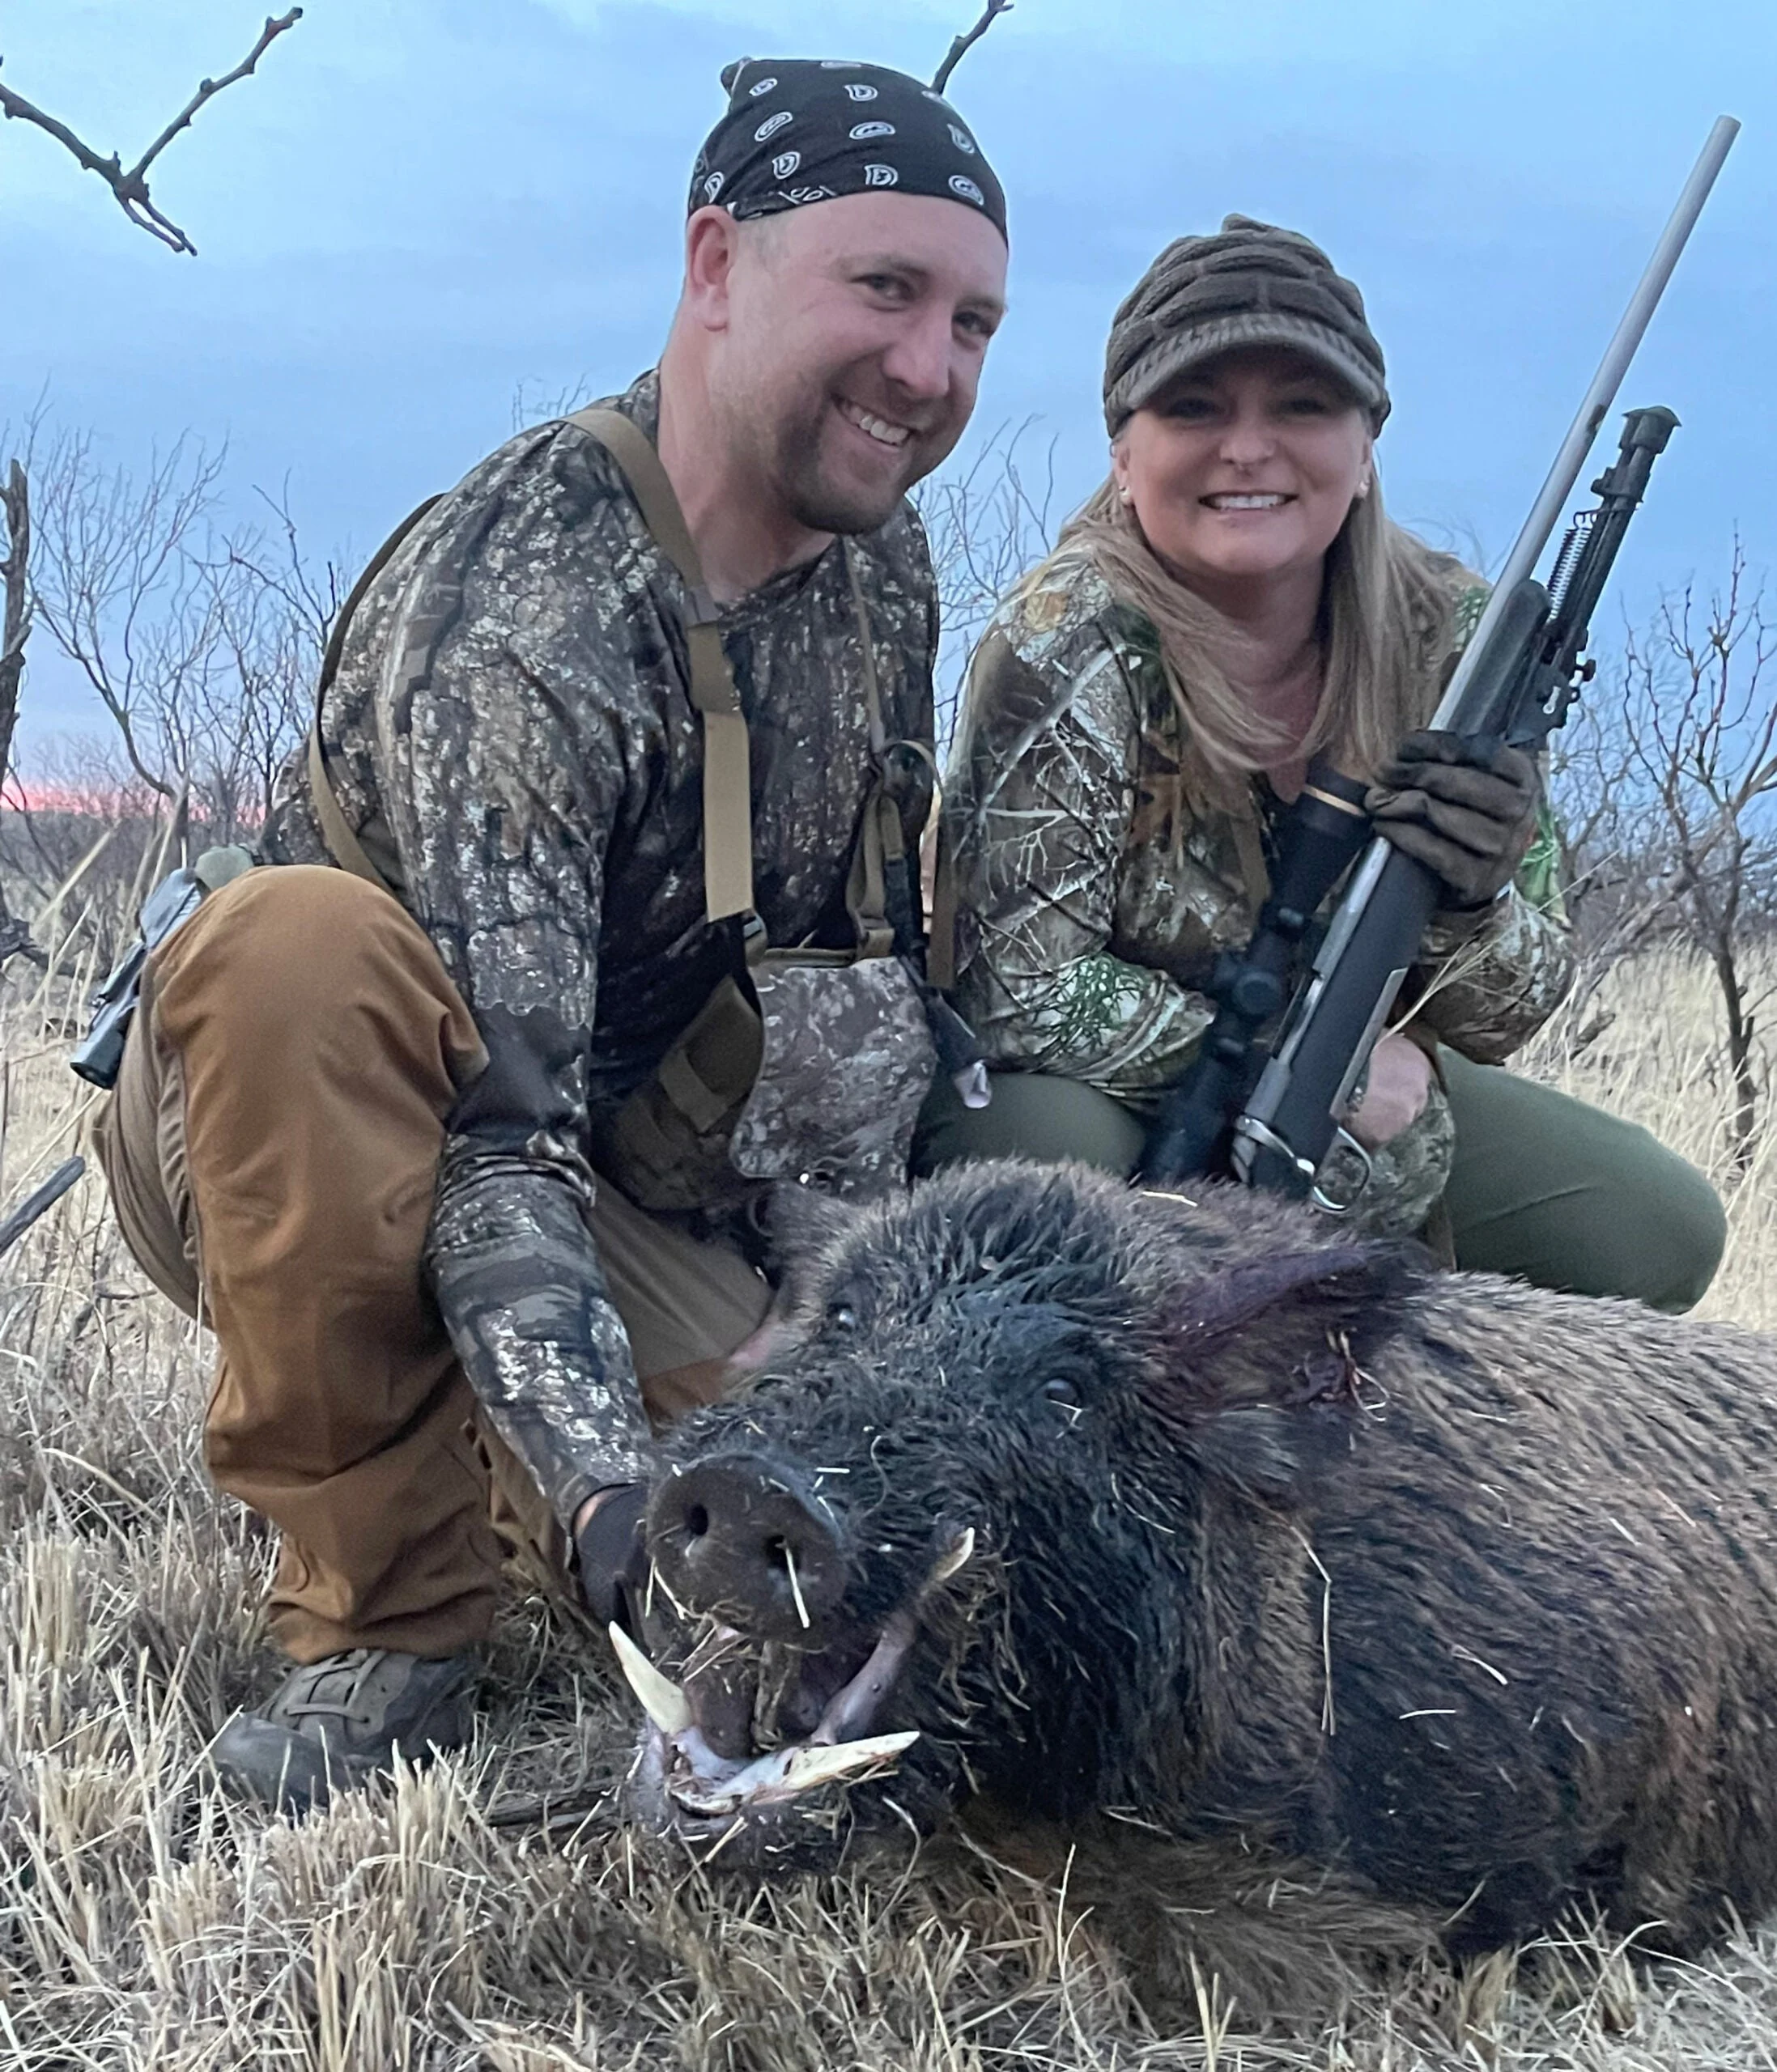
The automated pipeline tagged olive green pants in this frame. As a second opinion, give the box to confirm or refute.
[913,1049,1726,1314]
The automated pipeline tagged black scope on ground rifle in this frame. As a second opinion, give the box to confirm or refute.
[1136,765,1371,1184]
[69,865,206,1089]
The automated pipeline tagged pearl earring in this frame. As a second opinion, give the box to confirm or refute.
[1118,486,1134,505]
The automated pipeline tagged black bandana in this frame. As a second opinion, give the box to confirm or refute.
[689,57,1008,243]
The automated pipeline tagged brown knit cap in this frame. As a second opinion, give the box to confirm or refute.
[1103,214,1389,435]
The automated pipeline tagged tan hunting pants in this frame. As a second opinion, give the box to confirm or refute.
[94,865,772,1664]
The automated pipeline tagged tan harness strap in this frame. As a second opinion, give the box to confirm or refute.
[308,728,385,891]
[306,494,441,894]
[926,817,960,991]
[568,406,756,932]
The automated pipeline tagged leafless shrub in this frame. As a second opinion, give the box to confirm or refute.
[914,418,1057,748]
[0,428,331,1004]
[31,430,227,811]
[1553,542,1777,1175]
[510,377,596,433]
[18,434,331,916]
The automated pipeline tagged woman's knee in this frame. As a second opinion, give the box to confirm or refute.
[1442,1052,1727,1311]
[1606,1146,1727,1312]
[912,1069,1146,1178]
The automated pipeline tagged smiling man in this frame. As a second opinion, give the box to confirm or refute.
[91,57,1008,1807]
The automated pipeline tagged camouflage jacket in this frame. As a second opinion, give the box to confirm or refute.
[943,563,1573,1237]
[261,371,938,1522]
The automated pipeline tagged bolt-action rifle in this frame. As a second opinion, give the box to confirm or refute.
[1137,117,1740,1204]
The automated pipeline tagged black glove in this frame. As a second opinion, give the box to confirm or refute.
[1365,729,1540,910]
[573,1482,649,1632]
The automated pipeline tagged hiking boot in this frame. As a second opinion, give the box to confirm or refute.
[210,1648,478,1815]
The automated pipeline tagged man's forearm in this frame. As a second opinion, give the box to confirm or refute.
[427,1145,652,1525]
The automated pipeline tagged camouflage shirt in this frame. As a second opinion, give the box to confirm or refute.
[262,371,938,1523]
[943,562,1573,1236]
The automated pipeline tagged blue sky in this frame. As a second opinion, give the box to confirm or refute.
[1,0,1767,754]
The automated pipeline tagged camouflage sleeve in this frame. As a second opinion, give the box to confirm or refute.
[1407,803,1575,1064]
[1351,1076,1456,1238]
[363,430,657,1524]
[946,600,1213,1103]
[429,1022,652,1522]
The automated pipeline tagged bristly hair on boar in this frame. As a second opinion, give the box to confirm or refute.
[619,1158,1777,1969]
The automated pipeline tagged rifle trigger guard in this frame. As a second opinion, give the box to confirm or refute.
[1310,1127,1374,1218]
[1231,1115,1319,1188]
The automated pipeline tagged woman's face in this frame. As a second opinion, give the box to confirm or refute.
[1111,346,1372,595]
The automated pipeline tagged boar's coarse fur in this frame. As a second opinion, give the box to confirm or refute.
[633,1160,1777,1959]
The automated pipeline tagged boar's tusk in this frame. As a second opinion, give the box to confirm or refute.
[609,1621,693,1736]
[778,1731,920,1794]
[928,1526,976,1588]
[813,1611,916,1745]
[667,1730,921,1817]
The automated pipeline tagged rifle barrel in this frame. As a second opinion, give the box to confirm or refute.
[0,1156,86,1259]
[1430,115,1739,732]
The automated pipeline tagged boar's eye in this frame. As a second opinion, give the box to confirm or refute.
[825,1300,860,1335]
[1043,1377,1079,1408]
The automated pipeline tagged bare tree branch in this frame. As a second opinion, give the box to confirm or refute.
[932,0,1014,94]
[0,461,30,792]
[0,455,44,967]
[0,10,303,256]
[912,418,1056,749]
[1546,530,1777,1183]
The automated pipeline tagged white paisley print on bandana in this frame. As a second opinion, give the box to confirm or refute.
[687,55,1007,237]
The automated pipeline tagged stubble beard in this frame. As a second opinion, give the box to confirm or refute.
[763,386,933,538]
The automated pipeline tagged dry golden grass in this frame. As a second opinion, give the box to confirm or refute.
[4,942,1777,2070]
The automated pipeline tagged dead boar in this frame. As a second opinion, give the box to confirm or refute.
[613,1159,1777,1956]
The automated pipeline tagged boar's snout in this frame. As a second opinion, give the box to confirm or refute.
[646,1451,844,1641]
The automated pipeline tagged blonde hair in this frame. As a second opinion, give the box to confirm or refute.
[1015,470,1469,815]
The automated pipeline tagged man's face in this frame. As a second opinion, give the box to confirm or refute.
[701,193,1008,535]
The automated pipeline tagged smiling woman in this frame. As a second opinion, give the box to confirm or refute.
[923,213,1727,1313]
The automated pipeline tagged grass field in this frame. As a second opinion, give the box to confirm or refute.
[3,943,1777,2070]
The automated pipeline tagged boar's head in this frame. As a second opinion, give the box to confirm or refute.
[617,1159,1425,1870]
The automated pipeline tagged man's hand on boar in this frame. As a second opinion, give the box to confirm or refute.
[573,1481,649,1632]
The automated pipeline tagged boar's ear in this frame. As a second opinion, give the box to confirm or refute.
[1144,1241,1429,1506]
